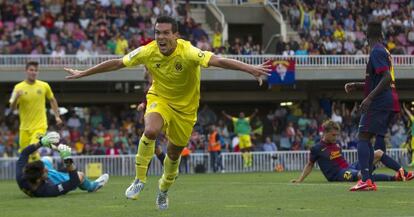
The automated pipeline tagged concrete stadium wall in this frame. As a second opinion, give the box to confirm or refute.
[1,66,413,82]
[218,5,280,48]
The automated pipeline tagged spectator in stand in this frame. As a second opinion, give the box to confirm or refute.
[51,45,66,64]
[262,136,277,152]
[196,35,211,51]
[114,34,128,55]
[76,45,91,63]
[282,44,295,56]
[67,113,82,130]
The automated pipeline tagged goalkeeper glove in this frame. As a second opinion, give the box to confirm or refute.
[40,132,60,148]
[57,144,73,165]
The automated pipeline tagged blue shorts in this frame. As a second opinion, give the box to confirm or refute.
[358,110,395,136]
[335,167,359,182]
[41,157,69,185]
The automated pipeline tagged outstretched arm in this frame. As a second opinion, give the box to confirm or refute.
[208,56,271,86]
[221,111,233,120]
[344,82,365,93]
[249,108,259,119]
[64,58,125,79]
[291,161,314,183]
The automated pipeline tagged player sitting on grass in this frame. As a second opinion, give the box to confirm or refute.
[291,120,413,184]
[16,132,109,197]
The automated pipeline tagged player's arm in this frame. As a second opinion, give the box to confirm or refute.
[35,144,80,197]
[291,161,315,183]
[208,55,271,86]
[360,70,392,113]
[16,133,60,181]
[344,82,365,93]
[49,97,63,126]
[360,49,393,112]
[64,58,126,79]
[221,110,233,120]
[16,144,41,181]
[249,108,259,119]
[9,89,23,110]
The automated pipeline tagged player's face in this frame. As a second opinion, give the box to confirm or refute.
[155,23,178,56]
[25,65,38,82]
[324,129,339,143]
[239,112,245,118]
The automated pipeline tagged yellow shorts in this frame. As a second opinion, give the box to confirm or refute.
[19,128,47,153]
[238,134,252,149]
[146,94,196,146]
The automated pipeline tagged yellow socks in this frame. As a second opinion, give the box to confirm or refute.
[242,152,253,167]
[135,135,155,183]
[159,155,181,192]
[247,152,253,167]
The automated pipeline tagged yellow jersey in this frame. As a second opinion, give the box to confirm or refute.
[10,80,54,130]
[123,39,213,114]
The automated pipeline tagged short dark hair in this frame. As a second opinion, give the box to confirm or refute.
[26,61,39,70]
[23,161,44,184]
[156,16,178,33]
[367,21,383,41]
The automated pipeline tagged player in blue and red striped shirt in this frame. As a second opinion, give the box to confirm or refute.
[345,21,401,191]
[291,120,412,183]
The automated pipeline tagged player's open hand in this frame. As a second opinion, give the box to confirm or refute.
[344,82,357,93]
[249,60,272,86]
[64,67,85,79]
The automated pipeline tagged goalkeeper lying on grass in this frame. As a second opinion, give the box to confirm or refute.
[16,132,109,197]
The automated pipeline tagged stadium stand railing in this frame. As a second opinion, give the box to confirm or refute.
[1,55,414,68]
[0,149,409,180]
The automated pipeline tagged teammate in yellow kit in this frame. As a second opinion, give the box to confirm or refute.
[63,16,270,210]
[9,61,62,161]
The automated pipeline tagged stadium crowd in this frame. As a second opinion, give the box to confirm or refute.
[0,100,411,158]
[277,0,414,55]
[0,0,262,56]
[4,0,413,56]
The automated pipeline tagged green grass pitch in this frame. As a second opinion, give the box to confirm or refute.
[1,170,414,217]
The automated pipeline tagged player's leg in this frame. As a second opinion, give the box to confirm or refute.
[156,112,194,210]
[239,135,248,167]
[19,130,33,160]
[350,112,375,191]
[78,171,109,192]
[374,144,409,177]
[28,128,47,161]
[244,135,253,167]
[351,110,391,191]
[411,137,414,166]
[157,142,183,210]
[155,144,166,166]
[125,112,164,199]
[373,135,386,152]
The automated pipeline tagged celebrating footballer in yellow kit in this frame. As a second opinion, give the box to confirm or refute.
[9,61,62,161]
[64,16,271,210]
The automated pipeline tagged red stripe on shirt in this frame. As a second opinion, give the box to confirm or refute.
[375,66,389,74]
